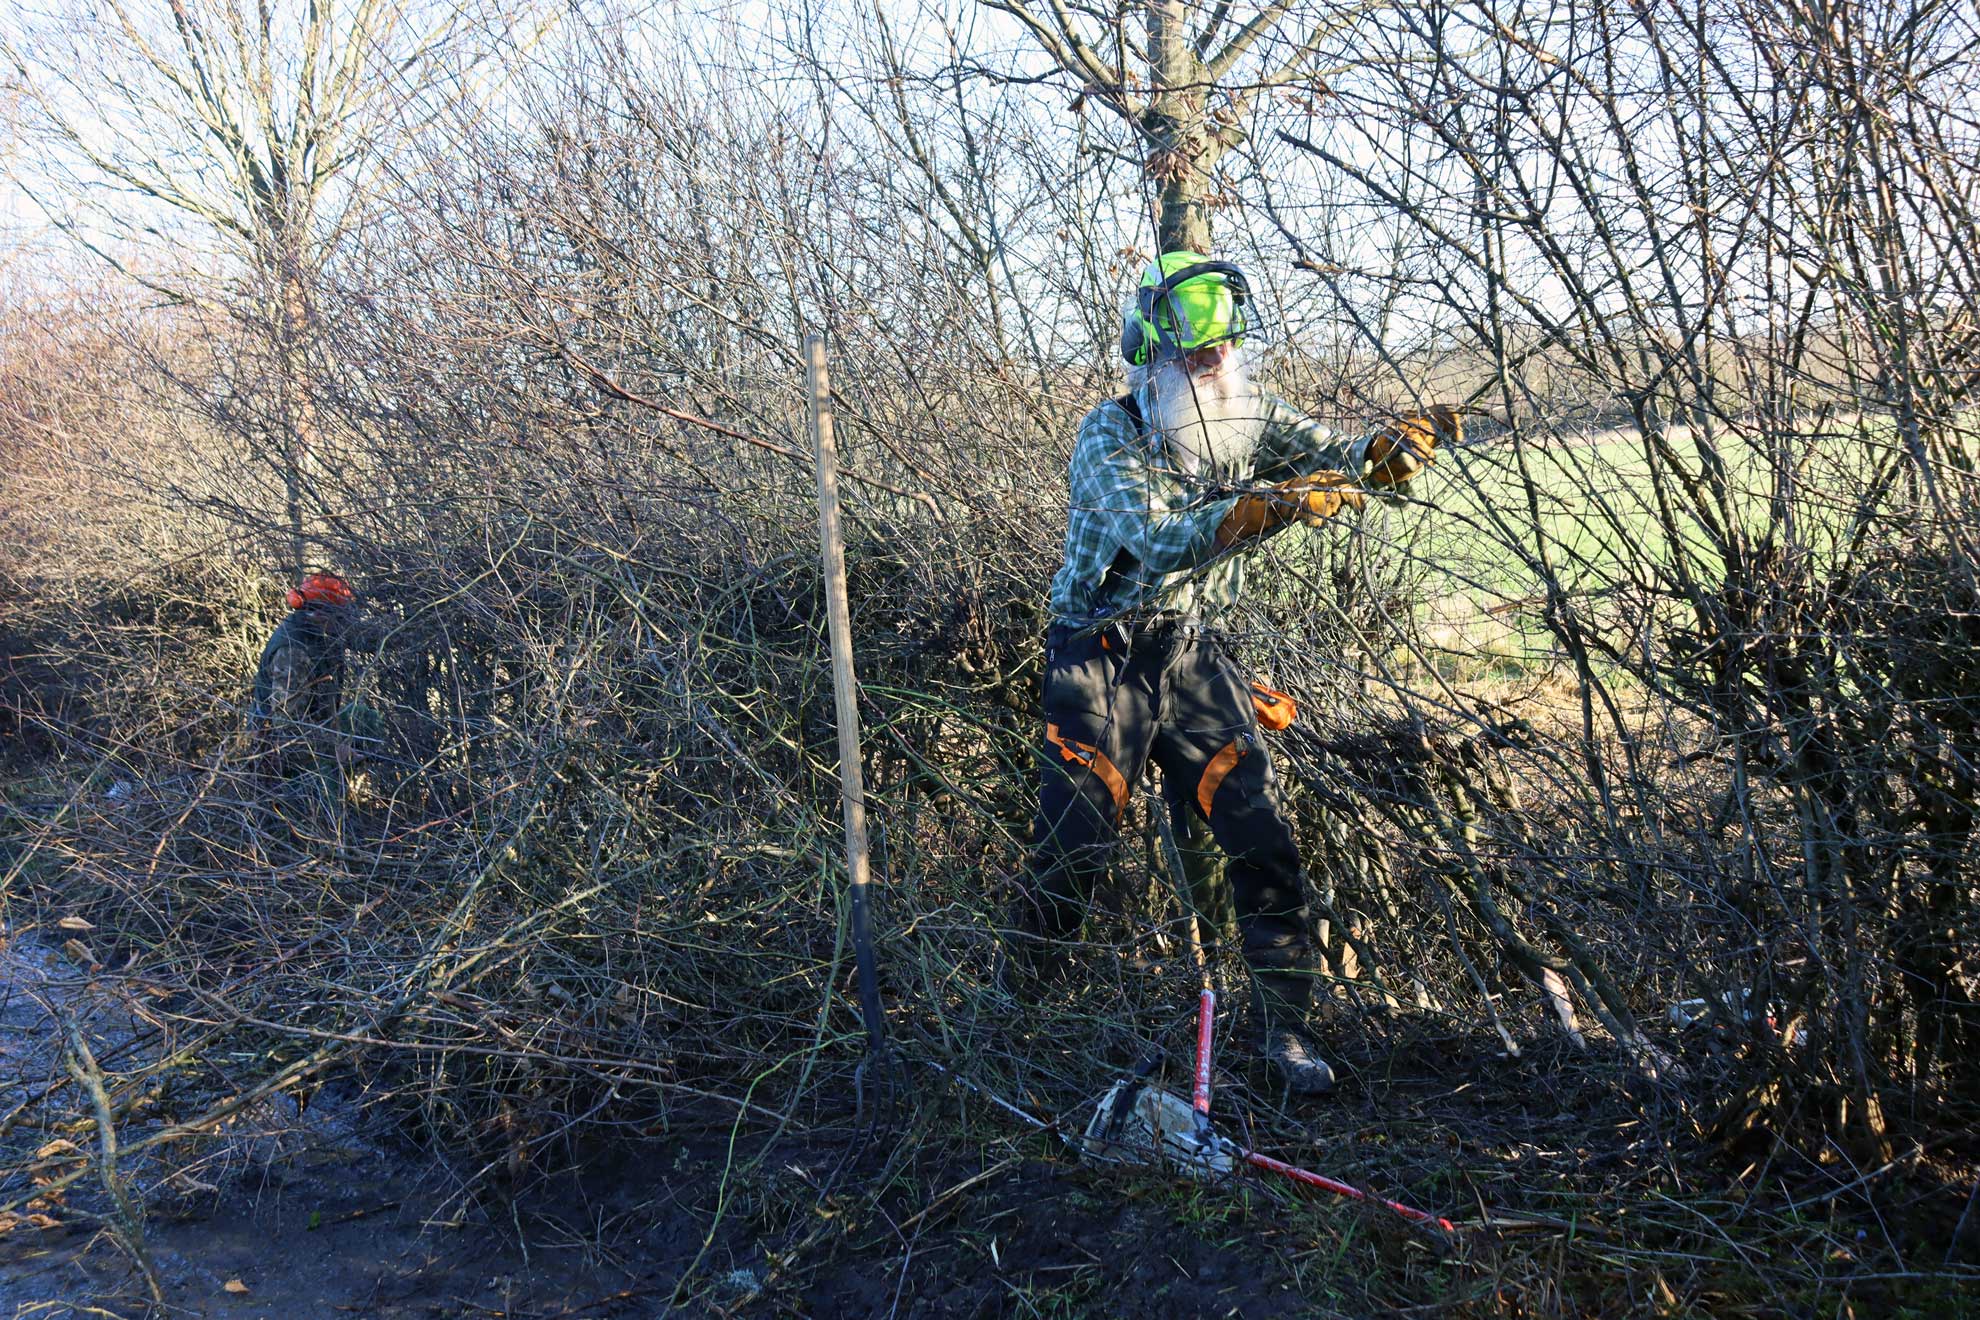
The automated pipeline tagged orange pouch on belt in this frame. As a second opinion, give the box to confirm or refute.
[1250,682,1297,731]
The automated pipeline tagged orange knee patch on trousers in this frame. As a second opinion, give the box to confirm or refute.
[1197,740,1247,817]
[1046,722,1129,819]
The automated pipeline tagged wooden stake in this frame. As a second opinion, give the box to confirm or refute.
[807,334,886,1051]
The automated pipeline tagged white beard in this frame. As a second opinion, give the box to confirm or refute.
[1139,355,1265,477]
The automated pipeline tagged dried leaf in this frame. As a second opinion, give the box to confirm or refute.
[34,1139,81,1161]
[61,939,99,969]
[223,1278,249,1294]
[56,916,94,932]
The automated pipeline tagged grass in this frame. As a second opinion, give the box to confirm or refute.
[1243,412,1939,694]
[1414,411,1942,608]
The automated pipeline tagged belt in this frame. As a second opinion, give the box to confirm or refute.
[1050,611,1210,651]
[1132,611,1205,640]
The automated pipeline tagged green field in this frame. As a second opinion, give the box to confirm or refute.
[1250,413,1926,679]
[1417,412,1929,605]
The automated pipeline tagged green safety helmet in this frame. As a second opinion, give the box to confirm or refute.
[1120,251,1253,366]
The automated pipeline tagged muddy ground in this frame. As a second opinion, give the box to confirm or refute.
[0,926,1458,1319]
[4,921,1976,1319]
[0,1120,1458,1318]
[0,1112,1404,1319]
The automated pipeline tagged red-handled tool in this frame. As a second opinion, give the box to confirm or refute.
[1073,808,1454,1233]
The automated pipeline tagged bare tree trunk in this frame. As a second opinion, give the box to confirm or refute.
[1145,0,1213,252]
[278,257,318,571]
[984,0,1331,256]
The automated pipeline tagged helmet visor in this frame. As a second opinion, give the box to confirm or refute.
[1151,273,1241,355]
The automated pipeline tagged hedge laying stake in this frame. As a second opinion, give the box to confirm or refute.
[1075,810,1455,1232]
[807,333,886,1061]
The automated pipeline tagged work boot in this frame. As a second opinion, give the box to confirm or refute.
[1261,1025,1337,1095]
[994,896,1076,1001]
[1252,970,1336,1096]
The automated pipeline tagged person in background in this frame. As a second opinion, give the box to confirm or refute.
[251,571,362,809]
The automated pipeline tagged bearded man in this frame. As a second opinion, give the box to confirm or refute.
[1006,251,1460,1094]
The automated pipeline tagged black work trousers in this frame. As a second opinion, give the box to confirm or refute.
[1019,619,1314,995]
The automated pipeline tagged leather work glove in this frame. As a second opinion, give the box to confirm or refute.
[1364,404,1462,488]
[1216,470,1364,550]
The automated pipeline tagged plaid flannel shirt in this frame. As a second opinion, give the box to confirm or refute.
[1047,391,1357,627]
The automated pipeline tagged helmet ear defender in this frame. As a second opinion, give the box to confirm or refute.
[1120,260,1252,365]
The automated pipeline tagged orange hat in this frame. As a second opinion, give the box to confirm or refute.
[287,572,355,611]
